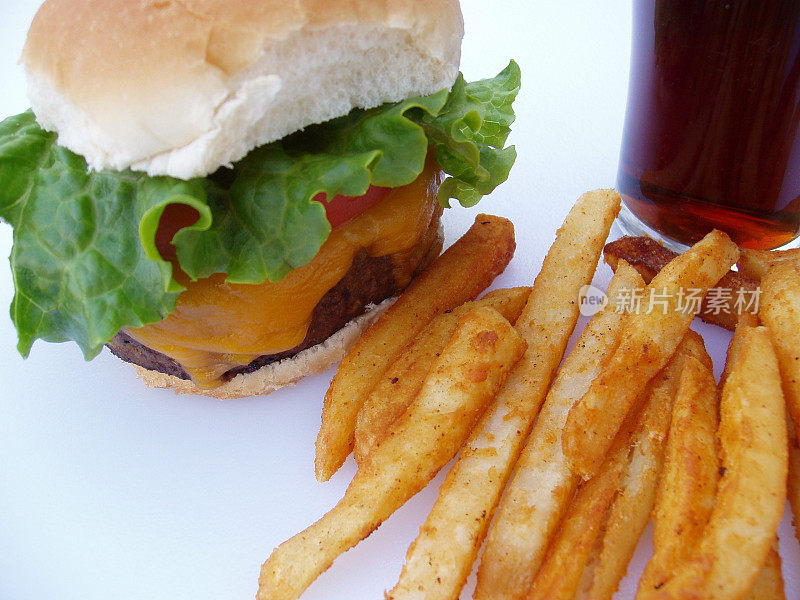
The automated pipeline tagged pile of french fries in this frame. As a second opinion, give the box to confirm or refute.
[256,190,800,600]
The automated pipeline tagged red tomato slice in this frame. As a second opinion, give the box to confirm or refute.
[314,185,391,229]
[155,204,200,261]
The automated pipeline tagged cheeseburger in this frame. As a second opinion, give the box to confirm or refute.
[0,0,519,397]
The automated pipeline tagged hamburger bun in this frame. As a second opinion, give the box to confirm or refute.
[21,0,464,179]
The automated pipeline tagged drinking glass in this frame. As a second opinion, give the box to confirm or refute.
[617,0,800,250]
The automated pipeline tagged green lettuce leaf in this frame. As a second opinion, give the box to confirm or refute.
[0,62,520,358]
[420,61,520,208]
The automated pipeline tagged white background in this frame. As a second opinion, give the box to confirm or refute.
[0,1,797,599]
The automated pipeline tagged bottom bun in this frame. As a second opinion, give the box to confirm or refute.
[132,298,396,399]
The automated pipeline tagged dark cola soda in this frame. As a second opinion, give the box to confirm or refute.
[618,0,800,249]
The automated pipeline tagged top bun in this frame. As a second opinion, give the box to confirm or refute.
[21,0,463,179]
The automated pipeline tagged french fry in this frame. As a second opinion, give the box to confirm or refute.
[604,235,758,331]
[637,354,720,595]
[474,262,643,600]
[726,329,789,599]
[738,246,800,281]
[353,287,531,463]
[563,229,739,479]
[760,261,800,432]
[639,326,788,600]
[789,418,800,550]
[574,516,608,600]
[743,541,786,600]
[719,312,760,389]
[387,189,622,600]
[526,415,639,600]
[257,307,525,600]
[582,331,712,600]
[760,260,800,574]
[315,214,516,481]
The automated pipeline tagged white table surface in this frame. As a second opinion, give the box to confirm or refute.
[0,2,797,599]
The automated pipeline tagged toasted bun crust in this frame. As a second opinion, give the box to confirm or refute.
[21,0,463,179]
[133,298,395,399]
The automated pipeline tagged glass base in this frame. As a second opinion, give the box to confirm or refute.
[613,202,689,252]
[614,201,800,252]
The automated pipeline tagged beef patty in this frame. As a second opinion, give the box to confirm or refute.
[107,221,442,383]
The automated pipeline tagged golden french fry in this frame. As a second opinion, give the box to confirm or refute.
[743,540,786,600]
[604,235,758,331]
[760,261,800,432]
[526,417,638,600]
[789,418,800,550]
[719,311,760,390]
[738,246,800,281]
[639,326,788,600]
[258,306,525,600]
[637,354,720,595]
[583,331,712,600]
[574,517,607,600]
[563,229,739,480]
[315,214,516,481]
[761,260,800,572]
[353,287,531,463]
[388,189,622,600]
[474,261,642,600]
